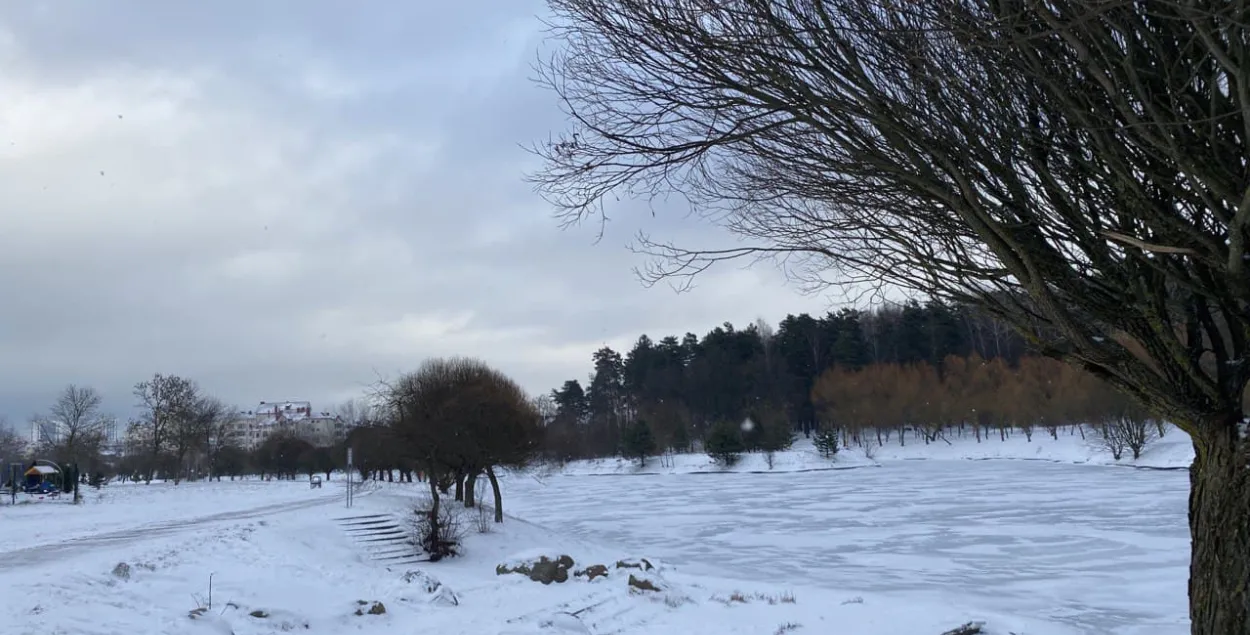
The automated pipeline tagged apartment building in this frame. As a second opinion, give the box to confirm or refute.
[229,401,348,451]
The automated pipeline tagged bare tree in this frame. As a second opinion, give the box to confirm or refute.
[133,374,197,483]
[35,385,111,502]
[532,3,1250,631]
[167,393,225,484]
[0,418,28,467]
[1097,414,1159,462]
[195,397,237,482]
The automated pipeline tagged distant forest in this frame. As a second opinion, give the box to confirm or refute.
[540,299,1155,461]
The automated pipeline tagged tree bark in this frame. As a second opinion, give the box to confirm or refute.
[454,471,464,502]
[1188,417,1250,635]
[486,465,504,523]
[464,472,478,508]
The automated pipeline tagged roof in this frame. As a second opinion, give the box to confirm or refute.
[24,465,58,476]
[255,401,313,421]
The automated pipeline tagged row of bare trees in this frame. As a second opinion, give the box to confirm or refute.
[811,355,1154,452]
[122,373,237,484]
[0,379,238,497]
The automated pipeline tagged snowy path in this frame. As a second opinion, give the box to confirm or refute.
[0,483,353,569]
[504,460,1190,634]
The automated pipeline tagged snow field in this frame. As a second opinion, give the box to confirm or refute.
[0,430,1193,634]
[2,477,1081,635]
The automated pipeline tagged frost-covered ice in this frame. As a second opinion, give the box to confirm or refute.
[507,459,1190,634]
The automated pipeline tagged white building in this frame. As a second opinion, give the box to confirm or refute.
[254,401,313,424]
[29,419,61,446]
[229,401,347,451]
[31,417,125,452]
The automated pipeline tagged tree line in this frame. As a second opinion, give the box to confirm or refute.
[0,375,362,493]
[539,300,1180,463]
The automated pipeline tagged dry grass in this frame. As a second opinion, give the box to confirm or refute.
[711,591,797,606]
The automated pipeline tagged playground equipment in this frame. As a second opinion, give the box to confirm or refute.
[22,460,63,496]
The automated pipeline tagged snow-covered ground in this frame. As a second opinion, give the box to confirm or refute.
[553,424,1194,476]
[0,478,342,553]
[0,479,1084,635]
[0,432,1192,634]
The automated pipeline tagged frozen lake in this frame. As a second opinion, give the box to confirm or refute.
[505,461,1190,634]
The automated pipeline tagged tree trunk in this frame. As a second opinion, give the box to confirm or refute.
[1188,418,1250,635]
[464,472,478,508]
[486,465,504,523]
[454,471,464,502]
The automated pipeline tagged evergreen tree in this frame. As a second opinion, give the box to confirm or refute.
[813,426,839,459]
[621,419,657,467]
[705,420,745,467]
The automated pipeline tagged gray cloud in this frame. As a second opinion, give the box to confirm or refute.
[0,1,831,426]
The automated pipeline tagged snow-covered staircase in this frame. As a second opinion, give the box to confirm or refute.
[334,513,426,567]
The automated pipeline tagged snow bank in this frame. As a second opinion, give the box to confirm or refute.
[865,425,1193,469]
[544,425,1194,477]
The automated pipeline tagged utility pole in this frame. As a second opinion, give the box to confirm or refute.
[345,447,353,508]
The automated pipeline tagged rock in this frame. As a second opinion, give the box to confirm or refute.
[111,562,132,580]
[615,558,654,572]
[627,574,661,592]
[249,610,269,618]
[529,558,561,584]
[574,564,609,581]
[354,601,386,616]
[939,622,984,635]
[496,562,531,576]
[498,554,575,584]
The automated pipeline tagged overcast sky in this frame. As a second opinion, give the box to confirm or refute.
[0,1,833,426]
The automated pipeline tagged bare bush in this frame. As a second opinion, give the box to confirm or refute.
[411,496,465,561]
[473,488,491,534]
[1096,416,1158,461]
[861,435,880,461]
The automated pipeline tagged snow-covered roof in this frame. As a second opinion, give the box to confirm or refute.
[25,465,58,475]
